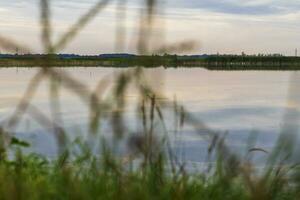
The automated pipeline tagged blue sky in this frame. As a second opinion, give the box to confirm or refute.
[0,0,300,55]
[173,0,300,15]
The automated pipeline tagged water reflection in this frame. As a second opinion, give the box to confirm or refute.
[0,67,293,161]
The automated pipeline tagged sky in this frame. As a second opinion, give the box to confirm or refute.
[0,0,300,55]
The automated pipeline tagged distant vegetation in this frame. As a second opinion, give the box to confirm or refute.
[1,53,300,70]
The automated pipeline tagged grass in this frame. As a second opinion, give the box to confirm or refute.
[0,136,299,200]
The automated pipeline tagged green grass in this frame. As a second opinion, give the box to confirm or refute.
[0,135,299,200]
[0,148,248,200]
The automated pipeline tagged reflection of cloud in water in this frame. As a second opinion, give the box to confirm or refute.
[279,72,300,162]
[190,106,286,131]
[0,68,297,165]
[173,129,279,164]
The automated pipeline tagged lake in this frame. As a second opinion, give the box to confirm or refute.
[0,67,297,165]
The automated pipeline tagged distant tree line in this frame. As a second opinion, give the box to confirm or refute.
[1,53,300,69]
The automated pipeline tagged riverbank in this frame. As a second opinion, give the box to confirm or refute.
[1,54,300,70]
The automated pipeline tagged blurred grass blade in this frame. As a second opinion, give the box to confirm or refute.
[115,0,127,52]
[155,41,198,54]
[137,0,157,53]
[6,70,45,129]
[0,34,31,54]
[53,0,110,51]
[40,0,52,53]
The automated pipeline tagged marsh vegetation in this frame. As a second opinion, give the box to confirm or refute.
[1,54,300,70]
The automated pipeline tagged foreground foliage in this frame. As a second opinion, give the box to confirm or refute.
[0,140,299,200]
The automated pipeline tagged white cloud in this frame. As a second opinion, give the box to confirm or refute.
[0,1,300,55]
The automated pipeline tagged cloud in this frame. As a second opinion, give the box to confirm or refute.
[169,0,300,15]
[2,0,300,16]
[1,0,300,54]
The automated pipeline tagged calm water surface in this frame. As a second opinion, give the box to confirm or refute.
[0,67,295,163]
